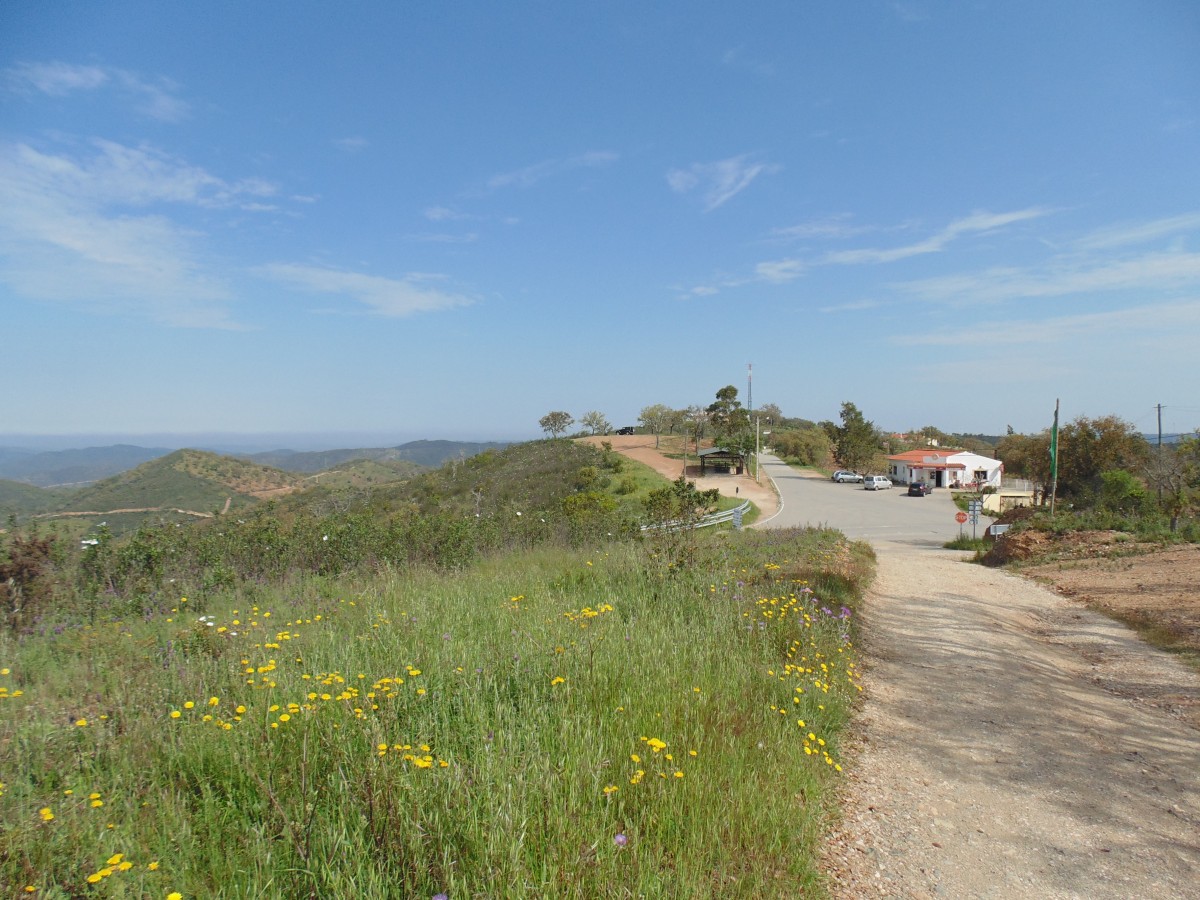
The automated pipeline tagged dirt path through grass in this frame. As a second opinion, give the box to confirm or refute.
[823,544,1200,898]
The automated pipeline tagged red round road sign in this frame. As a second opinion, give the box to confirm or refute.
[955,511,969,524]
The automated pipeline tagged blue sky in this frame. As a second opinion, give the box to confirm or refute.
[3,1,1199,448]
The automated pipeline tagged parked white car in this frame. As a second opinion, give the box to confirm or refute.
[863,475,892,491]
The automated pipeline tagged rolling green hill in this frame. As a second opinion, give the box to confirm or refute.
[0,478,65,518]
[50,450,304,524]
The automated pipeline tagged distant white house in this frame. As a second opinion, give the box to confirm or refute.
[887,449,1003,489]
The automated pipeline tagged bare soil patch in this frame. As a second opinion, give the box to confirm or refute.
[999,534,1200,727]
[578,435,780,520]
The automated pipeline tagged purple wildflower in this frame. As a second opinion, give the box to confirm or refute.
[614,832,628,847]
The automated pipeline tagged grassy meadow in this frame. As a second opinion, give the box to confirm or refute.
[1,524,872,898]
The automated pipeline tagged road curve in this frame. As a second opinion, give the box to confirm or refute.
[754,456,1200,897]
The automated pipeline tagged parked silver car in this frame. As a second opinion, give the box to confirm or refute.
[863,475,892,491]
[832,470,863,483]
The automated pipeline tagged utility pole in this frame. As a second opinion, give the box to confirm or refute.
[1157,403,1164,502]
[747,362,752,414]
[1049,398,1060,518]
[755,416,760,483]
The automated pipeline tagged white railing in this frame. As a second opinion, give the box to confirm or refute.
[1001,477,1035,492]
[641,500,752,532]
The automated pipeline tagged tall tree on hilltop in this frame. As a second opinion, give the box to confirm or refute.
[638,404,674,448]
[539,411,574,439]
[706,385,750,439]
[580,411,611,436]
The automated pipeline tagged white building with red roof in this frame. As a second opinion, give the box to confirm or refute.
[887,448,1003,489]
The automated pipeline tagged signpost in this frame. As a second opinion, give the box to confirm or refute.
[967,499,983,539]
[955,510,968,537]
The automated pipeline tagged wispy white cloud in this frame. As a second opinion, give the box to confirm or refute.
[770,216,875,241]
[667,154,779,212]
[1070,212,1200,251]
[5,60,189,121]
[257,263,473,317]
[486,151,618,191]
[898,250,1200,304]
[5,60,109,94]
[684,207,1054,297]
[720,46,775,77]
[424,205,471,222]
[889,1,931,22]
[755,258,806,284]
[405,231,479,244]
[824,208,1051,264]
[333,136,369,153]
[8,139,277,210]
[0,138,279,328]
[892,299,1200,347]
[819,299,883,314]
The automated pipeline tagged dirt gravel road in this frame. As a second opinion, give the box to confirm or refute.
[823,544,1200,899]
[595,437,1200,897]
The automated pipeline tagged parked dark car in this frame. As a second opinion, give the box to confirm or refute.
[616,426,636,435]
[907,482,932,496]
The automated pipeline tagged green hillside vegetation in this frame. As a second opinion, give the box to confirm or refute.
[0,479,66,518]
[0,439,873,895]
[300,458,425,491]
[245,439,509,473]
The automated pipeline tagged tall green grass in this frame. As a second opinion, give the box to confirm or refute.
[1,527,872,898]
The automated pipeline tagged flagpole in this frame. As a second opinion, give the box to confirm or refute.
[1049,398,1060,517]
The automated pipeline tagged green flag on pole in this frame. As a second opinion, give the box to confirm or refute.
[1049,403,1059,483]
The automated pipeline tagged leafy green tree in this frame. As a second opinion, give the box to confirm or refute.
[756,402,784,425]
[1098,470,1149,515]
[822,402,879,473]
[638,404,674,448]
[996,431,1051,484]
[682,405,709,453]
[999,415,1150,501]
[1056,415,1149,499]
[772,428,833,467]
[580,411,611,436]
[539,411,574,438]
[707,385,750,439]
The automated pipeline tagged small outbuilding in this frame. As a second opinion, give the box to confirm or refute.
[697,446,745,475]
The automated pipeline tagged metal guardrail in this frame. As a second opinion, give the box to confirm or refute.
[641,500,752,532]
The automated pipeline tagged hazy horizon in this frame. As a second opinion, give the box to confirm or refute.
[0,432,526,454]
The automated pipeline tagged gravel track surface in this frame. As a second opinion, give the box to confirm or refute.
[822,544,1200,899]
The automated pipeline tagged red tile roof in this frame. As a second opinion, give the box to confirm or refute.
[887,449,958,462]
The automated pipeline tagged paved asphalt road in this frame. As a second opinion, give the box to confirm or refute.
[755,454,992,549]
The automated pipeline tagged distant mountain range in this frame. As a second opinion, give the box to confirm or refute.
[0,439,509,487]
[0,444,174,487]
